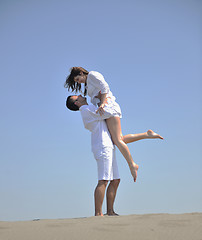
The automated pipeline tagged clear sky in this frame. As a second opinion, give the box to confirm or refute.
[0,0,201,221]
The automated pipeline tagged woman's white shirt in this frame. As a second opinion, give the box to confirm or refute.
[86,71,115,106]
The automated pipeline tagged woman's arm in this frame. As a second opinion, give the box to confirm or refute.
[96,92,108,115]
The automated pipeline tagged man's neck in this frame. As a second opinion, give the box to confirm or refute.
[79,103,88,108]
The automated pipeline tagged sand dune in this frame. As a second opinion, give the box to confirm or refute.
[0,213,202,240]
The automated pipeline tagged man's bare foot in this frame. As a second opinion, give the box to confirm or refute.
[147,129,164,140]
[106,210,119,216]
[129,162,139,182]
[95,213,104,216]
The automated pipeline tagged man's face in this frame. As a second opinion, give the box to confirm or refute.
[72,95,87,106]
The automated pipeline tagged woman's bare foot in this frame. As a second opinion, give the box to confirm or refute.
[147,129,164,140]
[129,162,139,182]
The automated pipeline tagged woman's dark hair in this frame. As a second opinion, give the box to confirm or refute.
[66,96,79,111]
[64,67,89,96]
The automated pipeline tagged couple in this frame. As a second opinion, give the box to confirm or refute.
[65,68,163,216]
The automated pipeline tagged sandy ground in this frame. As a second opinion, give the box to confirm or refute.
[0,213,202,240]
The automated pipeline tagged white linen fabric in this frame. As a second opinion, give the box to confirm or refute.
[86,71,114,106]
[79,104,120,180]
[95,147,119,181]
[86,71,122,118]
[79,104,114,152]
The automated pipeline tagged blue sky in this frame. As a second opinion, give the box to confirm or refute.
[0,0,201,221]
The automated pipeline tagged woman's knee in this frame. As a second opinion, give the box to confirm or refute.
[112,135,124,147]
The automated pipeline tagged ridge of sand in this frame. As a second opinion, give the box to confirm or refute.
[0,213,202,240]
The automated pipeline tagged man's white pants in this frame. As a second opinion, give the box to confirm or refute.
[94,147,120,181]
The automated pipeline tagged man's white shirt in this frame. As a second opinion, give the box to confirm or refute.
[79,104,114,156]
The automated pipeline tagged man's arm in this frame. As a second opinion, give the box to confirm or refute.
[80,105,111,122]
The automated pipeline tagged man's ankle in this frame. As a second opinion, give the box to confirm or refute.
[95,212,103,216]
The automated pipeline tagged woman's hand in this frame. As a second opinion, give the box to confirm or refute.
[96,97,109,115]
[96,103,105,116]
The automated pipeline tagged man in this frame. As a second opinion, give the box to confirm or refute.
[66,94,120,216]
[66,95,163,216]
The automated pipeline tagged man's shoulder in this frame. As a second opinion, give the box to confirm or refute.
[80,104,97,113]
[79,104,98,125]
[80,104,96,109]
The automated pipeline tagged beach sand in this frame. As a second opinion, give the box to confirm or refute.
[0,213,202,240]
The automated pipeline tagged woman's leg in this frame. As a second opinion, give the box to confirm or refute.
[106,117,138,182]
[123,129,164,144]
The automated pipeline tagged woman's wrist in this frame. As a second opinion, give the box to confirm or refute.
[100,93,107,104]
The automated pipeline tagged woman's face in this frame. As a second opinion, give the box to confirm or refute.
[74,72,86,84]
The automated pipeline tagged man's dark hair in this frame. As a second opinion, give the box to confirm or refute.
[66,96,79,111]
